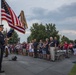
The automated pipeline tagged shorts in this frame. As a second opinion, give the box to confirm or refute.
[46,50,50,54]
[29,49,34,52]
[23,49,26,53]
[31,49,34,52]
[39,49,42,53]
[42,50,46,54]
[73,48,76,55]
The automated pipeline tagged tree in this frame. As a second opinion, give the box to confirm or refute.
[27,23,46,42]
[61,35,70,44]
[45,23,59,39]
[27,23,59,42]
[74,39,76,42]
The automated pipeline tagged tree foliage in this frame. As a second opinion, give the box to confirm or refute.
[27,23,59,42]
[8,30,19,44]
[61,35,69,43]
[61,35,74,44]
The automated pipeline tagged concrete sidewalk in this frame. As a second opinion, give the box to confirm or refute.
[1,54,76,75]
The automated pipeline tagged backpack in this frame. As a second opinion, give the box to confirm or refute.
[12,56,17,61]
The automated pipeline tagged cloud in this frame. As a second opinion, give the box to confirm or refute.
[57,16,76,25]
[28,2,76,23]
[59,30,76,40]
[27,2,76,34]
[6,0,17,2]
[4,0,76,42]
[61,30,76,35]
[27,19,41,28]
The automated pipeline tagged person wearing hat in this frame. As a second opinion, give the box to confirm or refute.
[0,24,5,73]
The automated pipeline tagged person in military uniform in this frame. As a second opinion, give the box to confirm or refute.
[0,24,5,73]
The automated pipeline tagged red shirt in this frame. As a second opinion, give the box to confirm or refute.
[69,44,73,48]
[64,43,68,50]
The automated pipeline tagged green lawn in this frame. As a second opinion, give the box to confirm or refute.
[69,64,76,75]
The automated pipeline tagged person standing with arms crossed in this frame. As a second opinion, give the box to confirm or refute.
[0,24,5,73]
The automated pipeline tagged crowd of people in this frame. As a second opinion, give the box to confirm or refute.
[0,24,76,73]
[5,37,76,62]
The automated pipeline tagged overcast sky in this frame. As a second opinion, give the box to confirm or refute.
[2,0,76,43]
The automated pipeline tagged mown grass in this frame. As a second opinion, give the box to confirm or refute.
[68,64,76,75]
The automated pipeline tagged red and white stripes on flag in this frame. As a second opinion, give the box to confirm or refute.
[1,0,25,34]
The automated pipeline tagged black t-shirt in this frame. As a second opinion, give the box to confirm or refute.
[73,44,76,48]
[33,42,38,49]
[54,40,59,47]
[45,42,49,50]
[39,43,43,49]
[49,40,59,47]
[49,40,55,47]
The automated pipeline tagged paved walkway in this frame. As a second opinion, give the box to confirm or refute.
[1,54,76,75]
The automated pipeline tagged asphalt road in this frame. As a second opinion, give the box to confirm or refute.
[1,54,75,75]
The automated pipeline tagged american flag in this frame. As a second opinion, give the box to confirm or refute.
[1,0,25,34]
